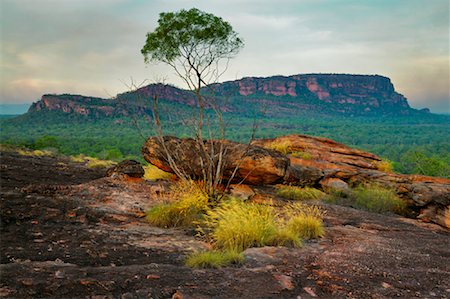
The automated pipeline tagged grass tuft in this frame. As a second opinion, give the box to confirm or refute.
[283,204,325,240]
[376,159,394,173]
[326,184,406,214]
[266,140,293,155]
[146,180,209,228]
[291,151,313,160]
[185,250,244,268]
[143,164,173,181]
[276,185,325,201]
[17,149,53,157]
[200,199,324,252]
[70,154,115,168]
[201,199,278,252]
[352,184,406,214]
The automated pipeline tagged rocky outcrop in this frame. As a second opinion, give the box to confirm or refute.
[28,94,119,117]
[143,134,449,227]
[211,74,415,115]
[254,135,450,228]
[141,136,289,185]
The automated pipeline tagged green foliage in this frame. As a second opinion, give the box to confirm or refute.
[185,250,244,268]
[276,185,326,201]
[141,8,243,64]
[146,181,209,227]
[1,109,449,179]
[352,184,406,214]
[394,150,450,178]
[326,184,406,214]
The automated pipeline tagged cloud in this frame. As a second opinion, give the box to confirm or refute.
[0,0,449,113]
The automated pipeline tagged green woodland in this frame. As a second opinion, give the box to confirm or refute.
[1,110,449,178]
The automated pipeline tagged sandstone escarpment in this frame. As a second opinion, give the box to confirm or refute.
[212,74,412,115]
[27,74,426,118]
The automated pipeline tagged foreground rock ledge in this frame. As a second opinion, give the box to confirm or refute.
[142,134,450,228]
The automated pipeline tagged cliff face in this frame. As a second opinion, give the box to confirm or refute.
[28,94,118,117]
[211,74,413,115]
[28,74,422,117]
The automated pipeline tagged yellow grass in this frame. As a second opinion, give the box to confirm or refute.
[200,199,325,252]
[143,164,173,180]
[17,149,53,157]
[265,140,293,155]
[376,159,394,173]
[291,151,313,159]
[70,154,115,168]
[146,180,209,228]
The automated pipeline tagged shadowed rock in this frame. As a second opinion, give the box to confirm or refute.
[106,160,145,178]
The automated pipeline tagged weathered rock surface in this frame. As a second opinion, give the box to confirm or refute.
[254,134,450,228]
[1,149,449,298]
[106,159,145,178]
[142,136,289,185]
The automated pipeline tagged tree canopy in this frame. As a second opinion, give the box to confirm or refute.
[141,8,243,87]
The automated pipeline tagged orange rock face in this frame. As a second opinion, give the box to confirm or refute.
[141,136,289,186]
[253,134,450,228]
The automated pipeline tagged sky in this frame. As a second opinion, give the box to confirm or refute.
[1,0,449,113]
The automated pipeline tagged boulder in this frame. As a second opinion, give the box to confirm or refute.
[141,136,289,185]
[106,160,145,178]
[229,184,255,200]
[320,178,349,192]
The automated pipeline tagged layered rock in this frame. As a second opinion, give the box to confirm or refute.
[29,94,120,117]
[211,74,413,115]
[143,134,450,228]
[254,135,450,228]
[28,74,426,118]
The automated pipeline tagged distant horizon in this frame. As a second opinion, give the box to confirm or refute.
[1,0,448,114]
[1,71,449,116]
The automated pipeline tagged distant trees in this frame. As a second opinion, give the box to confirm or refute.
[141,8,244,198]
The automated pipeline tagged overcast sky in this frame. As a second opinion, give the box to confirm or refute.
[1,0,449,113]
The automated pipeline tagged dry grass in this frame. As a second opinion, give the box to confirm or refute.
[17,149,53,157]
[265,140,293,155]
[146,180,209,228]
[282,203,325,240]
[185,250,244,268]
[70,154,115,168]
[201,199,278,252]
[143,164,173,181]
[291,151,313,160]
[200,198,325,252]
[276,185,326,201]
[376,159,394,173]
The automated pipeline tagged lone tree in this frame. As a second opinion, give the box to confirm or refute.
[141,8,244,197]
